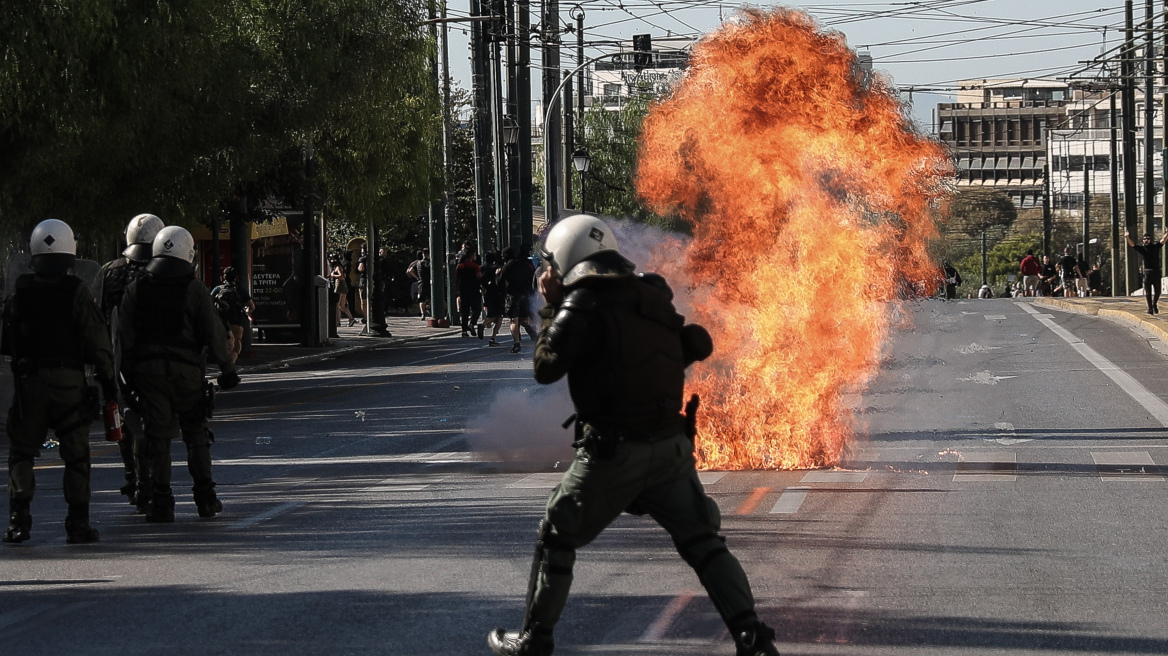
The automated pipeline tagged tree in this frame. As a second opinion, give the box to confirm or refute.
[0,0,436,254]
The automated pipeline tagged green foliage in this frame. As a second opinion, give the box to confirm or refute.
[953,234,1040,296]
[0,0,436,251]
[572,95,680,230]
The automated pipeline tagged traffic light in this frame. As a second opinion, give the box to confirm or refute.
[633,34,652,72]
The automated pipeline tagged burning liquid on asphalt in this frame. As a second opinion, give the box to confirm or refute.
[636,9,951,470]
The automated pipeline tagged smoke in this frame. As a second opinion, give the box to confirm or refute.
[465,382,576,471]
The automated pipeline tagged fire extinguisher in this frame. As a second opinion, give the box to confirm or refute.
[104,401,123,442]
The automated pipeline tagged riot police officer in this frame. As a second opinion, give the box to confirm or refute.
[2,219,116,544]
[487,215,781,656]
[119,226,240,522]
[99,213,164,510]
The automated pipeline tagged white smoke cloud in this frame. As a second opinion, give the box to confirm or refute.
[465,382,577,472]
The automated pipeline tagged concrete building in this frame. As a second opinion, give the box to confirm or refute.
[937,79,1072,209]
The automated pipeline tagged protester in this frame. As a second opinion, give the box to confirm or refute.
[480,251,506,346]
[942,261,961,300]
[211,267,248,364]
[1039,255,1058,297]
[1125,230,1168,314]
[406,249,431,320]
[498,245,538,353]
[1019,249,1041,297]
[456,250,484,338]
[330,257,356,327]
[1057,247,1082,298]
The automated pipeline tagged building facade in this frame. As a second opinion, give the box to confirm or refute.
[937,79,1072,209]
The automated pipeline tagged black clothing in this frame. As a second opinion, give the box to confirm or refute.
[942,265,961,300]
[1057,255,1080,279]
[481,262,505,317]
[1131,242,1164,272]
[499,257,535,319]
[99,258,147,323]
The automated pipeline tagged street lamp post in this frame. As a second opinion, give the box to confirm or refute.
[572,148,590,212]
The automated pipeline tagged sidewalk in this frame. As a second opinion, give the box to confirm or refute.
[1033,295,1168,343]
[235,314,462,374]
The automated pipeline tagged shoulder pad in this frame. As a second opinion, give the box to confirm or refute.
[637,272,673,301]
[561,287,598,312]
[14,274,35,290]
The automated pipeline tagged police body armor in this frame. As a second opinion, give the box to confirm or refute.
[7,274,85,368]
[101,258,147,322]
[132,274,201,360]
[565,274,687,439]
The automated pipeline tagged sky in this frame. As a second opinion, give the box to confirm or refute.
[441,0,1132,128]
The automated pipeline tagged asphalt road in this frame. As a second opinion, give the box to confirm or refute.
[3,299,1168,655]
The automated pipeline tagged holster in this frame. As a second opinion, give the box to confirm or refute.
[572,422,620,461]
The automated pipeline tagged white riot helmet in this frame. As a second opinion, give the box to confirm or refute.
[29,219,78,275]
[146,226,197,278]
[540,214,620,279]
[123,213,164,263]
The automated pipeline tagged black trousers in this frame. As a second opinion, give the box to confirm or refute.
[1143,270,1162,310]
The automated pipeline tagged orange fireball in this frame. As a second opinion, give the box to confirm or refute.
[636,8,951,470]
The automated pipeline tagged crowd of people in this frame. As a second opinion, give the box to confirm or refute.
[450,242,540,354]
[943,233,1168,310]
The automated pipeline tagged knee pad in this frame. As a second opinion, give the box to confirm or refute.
[536,521,577,577]
[674,532,729,577]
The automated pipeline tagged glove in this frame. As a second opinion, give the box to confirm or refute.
[218,370,241,391]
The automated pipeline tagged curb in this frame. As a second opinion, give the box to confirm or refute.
[236,329,460,375]
[1034,297,1168,343]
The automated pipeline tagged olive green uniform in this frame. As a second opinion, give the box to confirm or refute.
[2,273,115,538]
[100,256,148,503]
[520,252,760,638]
[119,271,234,516]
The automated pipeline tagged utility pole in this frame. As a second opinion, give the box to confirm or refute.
[575,7,585,127]
[425,0,449,327]
[542,0,562,225]
[1042,159,1052,257]
[1124,0,1140,293]
[1084,158,1091,270]
[507,0,521,247]
[517,0,533,246]
[1144,0,1156,237]
[470,0,495,254]
[563,72,574,208]
[301,149,320,346]
[489,1,509,251]
[1111,91,1122,295]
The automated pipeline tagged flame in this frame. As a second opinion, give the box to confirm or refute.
[635,9,951,470]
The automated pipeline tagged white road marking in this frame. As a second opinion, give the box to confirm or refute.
[1019,302,1168,427]
[638,590,697,642]
[984,315,1007,320]
[1091,451,1164,480]
[953,451,1017,482]
[769,486,810,514]
[800,471,868,483]
[216,452,472,467]
[229,501,304,530]
[508,473,564,488]
[697,472,727,485]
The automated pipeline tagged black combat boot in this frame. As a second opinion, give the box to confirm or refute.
[2,500,31,544]
[64,504,100,544]
[487,624,554,656]
[734,621,781,656]
[145,493,175,523]
[119,478,137,505]
[192,484,223,518]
